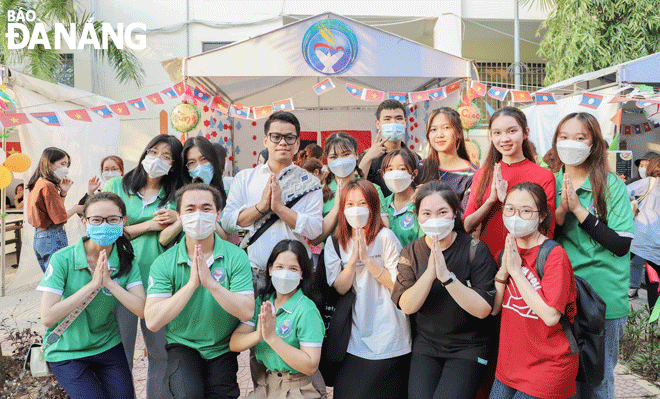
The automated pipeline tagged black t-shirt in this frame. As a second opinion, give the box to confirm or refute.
[359,148,421,198]
[391,233,498,360]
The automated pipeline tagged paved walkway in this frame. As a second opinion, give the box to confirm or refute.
[1,266,658,398]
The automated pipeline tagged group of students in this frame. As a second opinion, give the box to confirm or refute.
[25,98,643,399]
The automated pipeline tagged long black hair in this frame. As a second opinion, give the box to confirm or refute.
[414,180,466,234]
[83,192,135,278]
[261,240,313,301]
[182,136,227,205]
[121,135,184,207]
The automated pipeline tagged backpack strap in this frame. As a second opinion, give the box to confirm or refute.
[535,239,579,354]
[331,235,344,270]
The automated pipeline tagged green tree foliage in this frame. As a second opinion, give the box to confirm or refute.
[0,0,144,86]
[537,0,660,85]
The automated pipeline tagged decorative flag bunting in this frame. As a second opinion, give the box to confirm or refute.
[313,78,335,95]
[644,122,652,132]
[579,93,603,109]
[610,109,622,126]
[484,101,496,116]
[654,121,660,129]
[109,103,130,116]
[488,86,508,101]
[470,81,487,97]
[388,92,407,103]
[445,81,462,94]
[273,98,294,112]
[210,96,229,114]
[193,87,210,103]
[511,90,533,102]
[346,84,364,99]
[635,124,642,134]
[408,91,429,103]
[147,93,164,105]
[637,100,653,108]
[0,112,31,128]
[90,106,113,118]
[0,100,6,110]
[427,87,446,101]
[609,97,629,103]
[363,89,384,102]
[30,112,61,126]
[535,92,556,105]
[128,98,147,111]
[253,105,274,119]
[173,82,186,96]
[229,104,250,119]
[624,125,632,135]
[0,88,16,106]
[161,87,178,99]
[65,109,92,122]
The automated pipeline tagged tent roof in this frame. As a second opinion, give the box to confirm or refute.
[540,52,660,94]
[162,12,474,105]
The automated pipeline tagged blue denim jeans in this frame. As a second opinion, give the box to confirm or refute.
[48,343,134,399]
[629,254,645,289]
[33,225,68,272]
[573,316,627,399]
[488,378,540,399]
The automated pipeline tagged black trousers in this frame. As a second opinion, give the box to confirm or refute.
[333,352,410,399]
[408,351,486,399]
[165,344,239,399]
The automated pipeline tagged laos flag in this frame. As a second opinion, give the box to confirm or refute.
[30,112,61,126]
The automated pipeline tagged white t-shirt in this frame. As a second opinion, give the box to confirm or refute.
[324,228,411,360]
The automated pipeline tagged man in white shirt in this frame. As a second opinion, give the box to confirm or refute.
[221,111,323,294]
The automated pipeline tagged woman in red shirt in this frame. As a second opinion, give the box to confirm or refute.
[464,106,556,259]
[490,182,578,399]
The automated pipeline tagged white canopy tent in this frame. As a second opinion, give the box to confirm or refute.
[162,12,476,171]
[1,66,120,292]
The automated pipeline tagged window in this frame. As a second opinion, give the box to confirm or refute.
[475,62,546,109]
[202,42,234,52]
[54,54,74,87]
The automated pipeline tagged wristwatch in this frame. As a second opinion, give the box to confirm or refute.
[441,272,457,286]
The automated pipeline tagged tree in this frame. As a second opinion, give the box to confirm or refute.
[536,0,660,85]
[0,0,144,86]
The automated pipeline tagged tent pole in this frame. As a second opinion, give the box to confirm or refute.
[1,65,6,297]
[514,0,521,90]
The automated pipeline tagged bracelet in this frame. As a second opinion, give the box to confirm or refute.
[254,204,265,214]
[60,192,67,198]
[494,276,508,285]
[374,267,385,279]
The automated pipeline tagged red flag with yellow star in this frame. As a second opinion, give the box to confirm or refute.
[64,109,92,122]
[109,102,131,116]
[408,91,429,103]
[146,93,164,105]
[511,90,533,102]
[0,112,31,128]
[253,105,274,119]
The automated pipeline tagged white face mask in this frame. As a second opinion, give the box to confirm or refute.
[271,269,301,295]
[383,170,413,193]
[639,167,647,179]
[556,140,592,166]
[328,157,356,178]
[419,218,454,240]
[503,215,539,238]
[53,166,69,181]
[101,171,121,182]
[181,211,217,240]
[141,155,172,178]
[343,206,370,229]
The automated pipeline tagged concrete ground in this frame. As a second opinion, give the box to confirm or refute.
[1,256,658,398]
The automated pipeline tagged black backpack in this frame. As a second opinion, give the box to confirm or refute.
[499,239,607,386]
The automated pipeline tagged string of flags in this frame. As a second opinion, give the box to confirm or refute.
[2,78,660,129]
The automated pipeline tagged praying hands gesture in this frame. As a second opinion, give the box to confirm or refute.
[488,163,508,204]
[432,238,451,282]
[556,173,588,224]
[91,250,111,290]
[270,175,284,213]
[502,234,522,278]
[259,301,278,345]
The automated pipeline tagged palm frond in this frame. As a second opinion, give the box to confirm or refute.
[520,0,556,12]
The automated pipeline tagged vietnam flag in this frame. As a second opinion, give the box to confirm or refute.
[0,112,31,128]
[253,105,274,119]
[470,81,487,97]
[511,90,533,102]
[65,109,92,122]
[364,89,385,102]
[445,81,462,94]
[146,93,164,105]
[173,82,186,96]
[210,96,230,114]
[408,91,429,103]
[109,102,131,116]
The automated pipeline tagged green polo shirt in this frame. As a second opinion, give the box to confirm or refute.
[247,289,324,374]
[383,194,421,248]
[554,170,634,319]
[36,239,142,362]
[147,234,253,359]
[103,176,175,287]
[322,178,387,216]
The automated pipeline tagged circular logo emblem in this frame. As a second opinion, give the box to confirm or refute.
[278,320,293,337]
[302,19,358,75]
[400,213,415,231]
[212,267,226,283]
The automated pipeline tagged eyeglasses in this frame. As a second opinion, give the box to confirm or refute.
[502,205,538,220]
[85,216,123,226]
[268,133,298,145]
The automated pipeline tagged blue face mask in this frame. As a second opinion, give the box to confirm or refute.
[381,123,406,142]
[87,222,124,246]
[190,163,214,184]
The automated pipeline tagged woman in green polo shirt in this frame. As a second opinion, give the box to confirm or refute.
[37,192,145,399]
[230,239,325,399]
[552,113,634,398]
[381,148,422,248]
[103,134,184,399]
[311,132,387,245]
